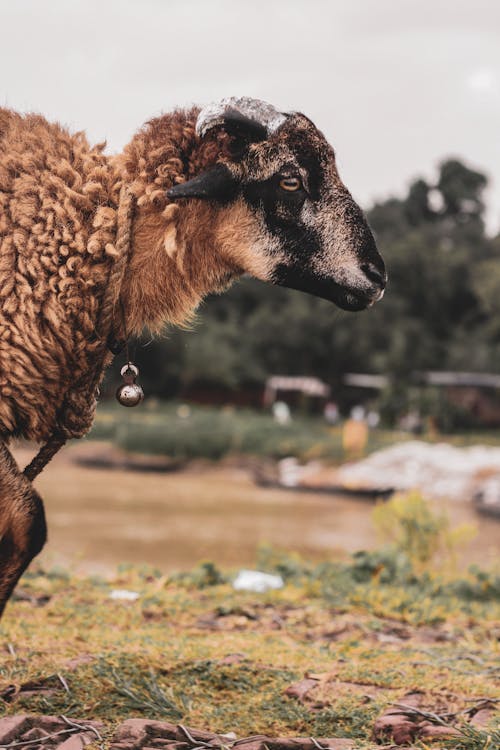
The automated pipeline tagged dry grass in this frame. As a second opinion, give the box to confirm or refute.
[0,553,499,746]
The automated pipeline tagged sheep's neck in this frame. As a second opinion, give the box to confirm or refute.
[119,203,239,335]
[114,108,254,335]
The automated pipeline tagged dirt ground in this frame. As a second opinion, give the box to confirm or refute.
[2,443,498,748]
[0,557,499,749]
[11,441,500,575]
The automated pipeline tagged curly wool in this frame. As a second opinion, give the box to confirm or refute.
[0,106,228,443]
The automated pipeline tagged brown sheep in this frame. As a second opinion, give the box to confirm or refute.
[0,97,386,615]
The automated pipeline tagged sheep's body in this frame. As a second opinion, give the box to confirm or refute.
[0,99,386,616]
[0,106,265,443]
[0,109,119,441]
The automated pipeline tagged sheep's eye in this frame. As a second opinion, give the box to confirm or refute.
[279,176,302,192]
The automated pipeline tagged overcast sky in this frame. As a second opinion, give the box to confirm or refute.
[2,0,499,232]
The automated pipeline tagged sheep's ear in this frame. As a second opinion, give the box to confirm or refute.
[198,110,270,159]
[216,111,269,159]
[166,163,238,202]
[217,110,269,144]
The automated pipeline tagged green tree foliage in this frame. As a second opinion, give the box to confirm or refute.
[126,158,500,413]
[438,159,487,222]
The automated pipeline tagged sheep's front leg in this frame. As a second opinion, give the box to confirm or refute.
[0,442,47,618]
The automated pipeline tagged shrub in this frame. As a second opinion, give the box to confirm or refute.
[372,490,476,572]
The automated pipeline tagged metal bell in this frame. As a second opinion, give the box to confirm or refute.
[116,382,144,407]
[116,363,144,407]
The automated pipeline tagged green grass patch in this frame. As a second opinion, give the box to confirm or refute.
[90,400,500,464]
[89,401,409,462]
[0,496,498,746]
[1,553,498,741]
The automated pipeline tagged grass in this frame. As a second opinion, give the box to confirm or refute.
[1,495,498,748]
[89,401,412,462]
[89,400,500,464]
[1,555,499,745]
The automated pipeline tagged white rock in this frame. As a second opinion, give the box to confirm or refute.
[109,589,140,601]
[232,569,284,593]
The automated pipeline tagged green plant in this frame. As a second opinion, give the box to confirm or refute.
[170,560,227,588]
[372,490,476,572]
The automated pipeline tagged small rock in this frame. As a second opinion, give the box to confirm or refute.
[109,589,140,601]
[284,678,318,701]
[0,715,31,744]
[232,570,284,593]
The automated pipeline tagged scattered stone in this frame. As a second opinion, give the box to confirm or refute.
[284,671,399,714]
[110,721,354,750]
[57,734,93,750]
[0,674,67,703]
[469,700,499,729]
[283,678,318,701]
[372,711,416,745]
[421,725,462,740]
[0,717,354,750]
[372,691,492,745]
[0,715,103,749]
[1,707,495,750]
[0,715,32,744]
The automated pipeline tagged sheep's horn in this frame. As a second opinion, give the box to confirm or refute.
[196,97,288,139]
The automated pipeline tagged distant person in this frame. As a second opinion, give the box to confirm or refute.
[342,405,368,459]
[399,410,422,434]
[324,401,339,425]
[367,410,380,428]
[272,400,291,425]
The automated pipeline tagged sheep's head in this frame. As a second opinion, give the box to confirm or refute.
[167,97,386,311]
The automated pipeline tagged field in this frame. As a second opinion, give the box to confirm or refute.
[3,410,499,748]
[1,496,499,749]
[89,401,394,462]
[89,401,500,463]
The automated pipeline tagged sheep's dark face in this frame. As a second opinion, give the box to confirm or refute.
[237,114,386,310]
[168,103,386,311]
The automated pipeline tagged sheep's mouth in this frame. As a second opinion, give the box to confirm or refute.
[271,264,373,311]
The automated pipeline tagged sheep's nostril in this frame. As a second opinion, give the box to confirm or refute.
[361,262,387,289]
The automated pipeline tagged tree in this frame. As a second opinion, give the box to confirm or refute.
[404,178,436,227]
[437,159,487,222]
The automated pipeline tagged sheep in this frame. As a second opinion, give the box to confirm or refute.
[0,97,386,615]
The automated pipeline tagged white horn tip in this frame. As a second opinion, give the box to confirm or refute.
[196,97,287,137]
